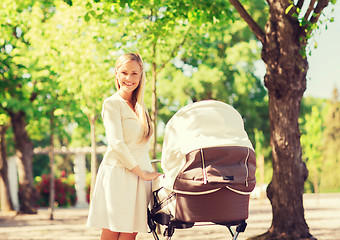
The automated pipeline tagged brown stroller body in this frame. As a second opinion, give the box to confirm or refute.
[148,100,256,240]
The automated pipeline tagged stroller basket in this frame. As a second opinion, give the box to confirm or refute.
[148,100,256,240]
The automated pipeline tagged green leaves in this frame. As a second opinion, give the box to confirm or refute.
[300,94,340,193]
[84,10,95,21]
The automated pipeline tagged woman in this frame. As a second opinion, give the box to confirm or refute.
[87,53,162,240]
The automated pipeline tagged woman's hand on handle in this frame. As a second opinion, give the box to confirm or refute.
[131,166,163,181]
[143,171,163,181]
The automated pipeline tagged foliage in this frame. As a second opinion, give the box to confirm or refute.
[0,0,64,213]
[34,173,76,207]
[0,0,61,119]
[319,88,340,192]
[300,105,324,193]
[300,91,340,193]
[254,128,272,185]
[27,0,118,118]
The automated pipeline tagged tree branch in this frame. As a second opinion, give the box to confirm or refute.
[29,92,38,102]
[0,71,6,82]
[304,0,317,21]
[157,25,192,73]
[228,0,265,44]
[309,0,330,25]
[296,0,304,10]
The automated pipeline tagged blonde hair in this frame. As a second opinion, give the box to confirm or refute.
[115,53,153,142]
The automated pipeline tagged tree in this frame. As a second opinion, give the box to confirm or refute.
[225,0,335,239]
[0,0,50,214]
[0,0,69,213]
[0,114,14,212]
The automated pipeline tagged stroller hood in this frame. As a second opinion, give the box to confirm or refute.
[160,100,254,191]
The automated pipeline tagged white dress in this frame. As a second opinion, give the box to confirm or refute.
[87,93,153,233]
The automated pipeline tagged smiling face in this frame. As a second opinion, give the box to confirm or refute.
[115,60,142,99]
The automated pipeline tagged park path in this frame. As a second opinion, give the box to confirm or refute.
[0,193,339,240]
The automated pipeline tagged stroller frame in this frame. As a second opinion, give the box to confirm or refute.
[147,208,247,240]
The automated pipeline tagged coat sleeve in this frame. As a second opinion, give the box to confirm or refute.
[102,99,138,170]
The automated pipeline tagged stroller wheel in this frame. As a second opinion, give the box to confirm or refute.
[163,225,175,238]
[163,220,195,239]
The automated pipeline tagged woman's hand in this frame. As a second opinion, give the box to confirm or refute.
[142,171,163,181]
[131,166,163,181]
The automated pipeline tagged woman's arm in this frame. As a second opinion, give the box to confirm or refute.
[102,99,138,170]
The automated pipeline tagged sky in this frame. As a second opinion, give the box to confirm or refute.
[305,1,340,99]
[255,1,340,100]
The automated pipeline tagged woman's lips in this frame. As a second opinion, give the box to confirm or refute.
[123,81,134,86]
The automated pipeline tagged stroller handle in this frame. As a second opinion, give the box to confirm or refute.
[151,159,161,163]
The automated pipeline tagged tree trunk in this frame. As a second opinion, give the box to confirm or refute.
[89,114,98,201]
[312,166,319,194]
[0,125,14,212]
[9,110,37,214]
[228,0,330,238]
[150,42,158,160]
[48,109,55,220]
[255,2,313,239]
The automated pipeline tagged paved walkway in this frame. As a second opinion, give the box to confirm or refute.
[0,193,339,240]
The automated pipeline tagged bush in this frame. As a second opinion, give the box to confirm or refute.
[35,174,77,207]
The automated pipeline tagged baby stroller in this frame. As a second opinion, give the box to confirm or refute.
[148,100,256,240]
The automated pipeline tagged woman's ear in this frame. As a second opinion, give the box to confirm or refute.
[115,77,120,88]
[115,68,119,83]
